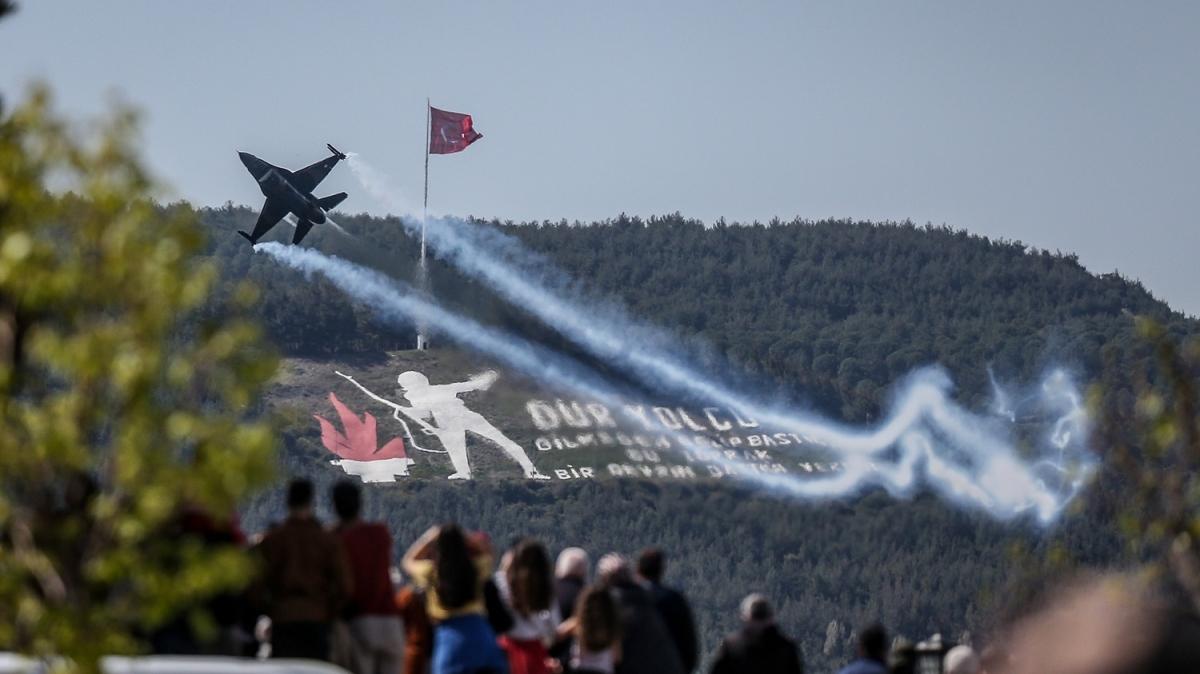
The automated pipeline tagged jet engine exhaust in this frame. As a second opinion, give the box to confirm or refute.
[283,213,354,239]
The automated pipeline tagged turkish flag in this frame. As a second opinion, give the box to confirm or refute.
[429,106,482,154]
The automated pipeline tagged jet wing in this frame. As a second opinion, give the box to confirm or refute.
[289,154,342,194]
[292,218,316,245]
[240,198,288,244]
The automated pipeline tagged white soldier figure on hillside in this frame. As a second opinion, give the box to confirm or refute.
[338,368,549,480]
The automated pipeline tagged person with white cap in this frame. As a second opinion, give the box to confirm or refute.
[943,645,980,674]
[597,553,683,674]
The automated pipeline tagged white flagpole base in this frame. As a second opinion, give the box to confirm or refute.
[330,457,415,483]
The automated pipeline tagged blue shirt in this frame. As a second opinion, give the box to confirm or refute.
[837,658,888,674]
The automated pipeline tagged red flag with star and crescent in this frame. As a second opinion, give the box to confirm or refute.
[429,106,482,154]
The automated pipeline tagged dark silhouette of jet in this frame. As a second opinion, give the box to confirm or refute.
[237,144,348,245]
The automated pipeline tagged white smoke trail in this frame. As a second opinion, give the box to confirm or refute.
[255,242,617,400]
[344,155,1098,523]
[346,155,426,343]
[325,216,352,238]
[256,242,1095,524]
[988,367,1016,422]
[254,242,901,501]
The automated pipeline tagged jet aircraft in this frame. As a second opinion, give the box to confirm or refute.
[237,144,349,245]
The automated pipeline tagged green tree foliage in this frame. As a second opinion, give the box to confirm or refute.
[1104,320,1200,609]
[0,87,277,670]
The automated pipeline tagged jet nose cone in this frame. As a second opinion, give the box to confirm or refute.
[238,152,255,168]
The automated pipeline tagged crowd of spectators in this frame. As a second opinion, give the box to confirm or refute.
[156,479,1200,674]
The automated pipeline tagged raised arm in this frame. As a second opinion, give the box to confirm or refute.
[555,614,577,643]
[444,370,499,395]
[402,525,441,575]
[336,371,404,410]
[337,371,437,434]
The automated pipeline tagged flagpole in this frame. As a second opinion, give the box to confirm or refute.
[417,98,430,351]
[422,97,429,263]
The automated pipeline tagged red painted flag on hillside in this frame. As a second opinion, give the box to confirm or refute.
[314,393,407,462]
[429,106,482,154]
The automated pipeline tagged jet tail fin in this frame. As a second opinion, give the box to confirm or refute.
[317,192,348,212]
[237,231,257,245]
[327,144,347,160]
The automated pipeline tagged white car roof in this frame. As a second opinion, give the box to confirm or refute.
[0,655,349,674]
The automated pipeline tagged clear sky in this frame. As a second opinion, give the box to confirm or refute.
[3,2,1198,314]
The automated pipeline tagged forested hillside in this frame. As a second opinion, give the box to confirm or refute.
[191,203,1196,671]
[197,205,1191,422]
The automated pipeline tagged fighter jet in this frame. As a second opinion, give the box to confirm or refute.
[236,144,349,245]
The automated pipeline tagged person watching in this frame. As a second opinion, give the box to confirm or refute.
[255,479,351,662]
[837,623,889,674]
[637,547,698,673]
[709,593,803,674]
[330,480,405,674]
[402,523,508,674]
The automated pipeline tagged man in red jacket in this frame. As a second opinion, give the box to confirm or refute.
[331,480,405,674]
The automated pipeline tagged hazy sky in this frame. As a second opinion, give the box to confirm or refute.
[3,2,1198,314]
